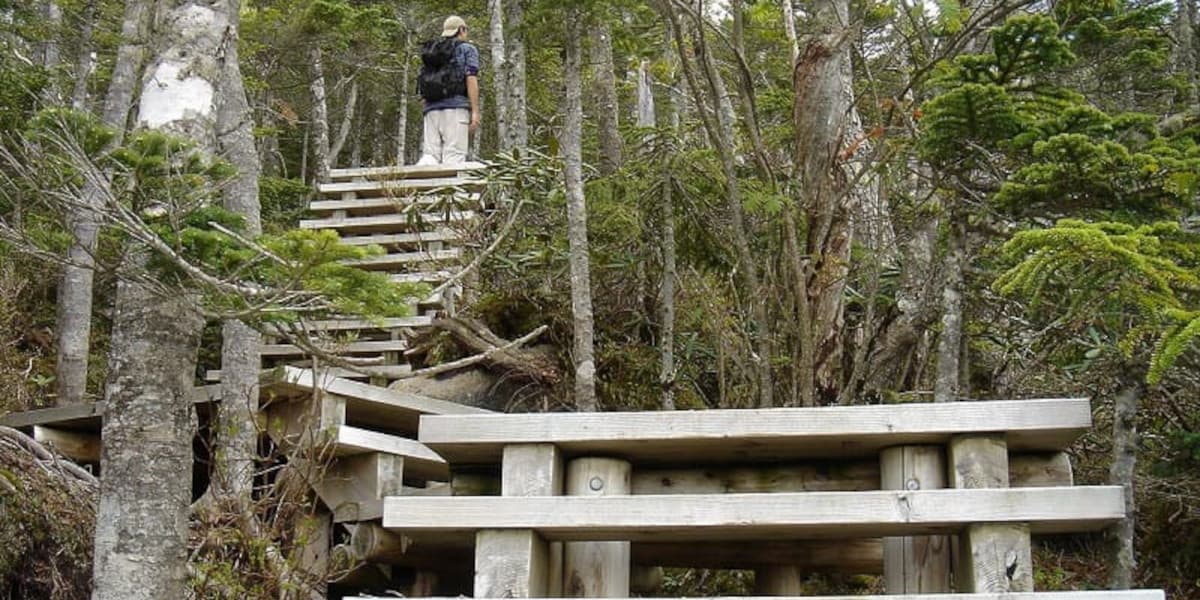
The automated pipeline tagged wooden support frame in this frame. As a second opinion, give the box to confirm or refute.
[881,446,951,593]
[563,457,632,597]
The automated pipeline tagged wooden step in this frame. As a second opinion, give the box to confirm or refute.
[391,270,453,285]
[260,339,409,358]
[381,486,1124,540]
[206,365,414,383]
[335,229,462,248]
[326,426,448,480]
[328,161,486,181]
[343,249,461,271]
[299,210,478,234]
[0,385,218,433]
[418,398,1093,464]
[310,192,481,216]
[264,315,433,333]
[346,593,1166,600]
[317,176,484,197]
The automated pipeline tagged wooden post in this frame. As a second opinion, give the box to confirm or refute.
[475,444,562,597]
[298,509,332,600]
[949,433,1034,593]
[753,566,803,595]
[564,457,631,597]
[881,445,951,593]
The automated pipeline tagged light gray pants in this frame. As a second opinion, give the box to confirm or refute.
[417,108,470,165]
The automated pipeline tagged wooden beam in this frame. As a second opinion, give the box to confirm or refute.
[382,487,1124,540]
[631,539,881,572]
[299,210,478,234]
[311,193,481,215]
[420,399,1093,465]
[318,177,484,195]
[335,229,461,247]
[564,457,631,597]
[950,434,1034,593]
[265,315,434,333]
[881,446,950,593]
[754,566,803,596]
[33,425,100,463]
[313,452,405,509]
[342,248,461,270]
[344,592,1166,600]
[499,444,563,596]
[327,161,487,181]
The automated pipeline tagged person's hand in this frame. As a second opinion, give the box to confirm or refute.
[470,110,481,132]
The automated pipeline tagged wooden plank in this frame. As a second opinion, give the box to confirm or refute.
[419,399,1093,465]
[881,446,950,593]
[630,454,1070,494]
[355,592,1167,600]
[950,434,1034,593]
[33,425,100,463]
[317,176,485,196]
[326,426,448,481]
[391,271,453,284]
[343,248,461,270]
[310,192,481,215]
[265,315,433,332]
[501,444,564,596]
[0,386,218,433]
[298,510,332,600]
[260,339,409,357]
[475,530,549,597]
[299,210,478,234]
[210,365,414,383]
[564,458,631,597]
[313,452,405,509]
[335,229,462,247]
[328,161,487,181]
[333,499,383,523]
[631,539,881,572]
[754,567,803,596]
[381,487,1124,540]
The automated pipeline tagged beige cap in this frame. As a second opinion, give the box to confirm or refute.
[442,15,467,37]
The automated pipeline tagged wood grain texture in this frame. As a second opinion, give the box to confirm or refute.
[474,530,549,598]
[344,592,1165,600]
[32,425,101,463]
[501,444,564,596]
[419,399,1092,464]
[327,161,486,181]
[881,446,950,593]
[381,487,1123,540]
[564,458,631,597]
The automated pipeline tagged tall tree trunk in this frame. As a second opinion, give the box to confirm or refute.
[794,0,855,404]
[1172,0,1199,108]
[592,20,623,175]
[55,0,152,405]
[328,76,358,167]
[661,3,774,408]
[214,0,262,503]
[564,6,597,412]
[397,32,411,165]
[309,46,331,183]
[488,0,510,151]
[640,59,675,411]
[505,0,528,149]
[70,0,98,110]
[371,100,386,166]
[934,211,965,402]
[92,1,229,597]
[1108,373,1144,589]
[41,0,62,101]
[781,0,799,63]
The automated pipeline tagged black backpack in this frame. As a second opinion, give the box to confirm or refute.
[418,38,467,102]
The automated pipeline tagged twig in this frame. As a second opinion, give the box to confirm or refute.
[396,325,548,380]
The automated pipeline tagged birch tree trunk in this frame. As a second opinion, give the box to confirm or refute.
[564,6,597,412]
[640,59,675,410]
[933,216,965,403]
[794,0,855,404]
[488,0,510,150]
[214,0,262,503]
[70,0,98,110]
[55,0,152,405]
[91,1,229,597]
[41,0,62,101]
[329,76,358,167]
[505,0,528,149]
[309,45,332,183]
[1172,0,1198,107]
[397,32,411,165]
[1108,373,1144,589]
[592,20,623,175]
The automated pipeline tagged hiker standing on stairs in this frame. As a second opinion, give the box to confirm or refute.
[416,15,481,165]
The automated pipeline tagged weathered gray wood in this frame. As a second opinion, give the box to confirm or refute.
[0,386,216,432]
[564,458,631,597]
[343,248,461,270]
[381,487,1124,540]
[419,399,1093,464]
[327,161,486,181]
[310,192,481,215]
[313,452,404,509]
[335,229,461,247]
[266,315,433,333]
[474,530,549,597]
[346,592,1166,600]
[260,339,409,357]
[208,365,414,383]
[630,454,1071,494]
[332,499,383,523]
[325,426,447,480]
[949,434,1034,593]
[33,425,101,463]
[298,510,332,600]
[881,446,950,593]
[501,444,564,596]
[631,539,881,572]
[299,210,478,234]
[754,566,803,595]
[317,176,485,195]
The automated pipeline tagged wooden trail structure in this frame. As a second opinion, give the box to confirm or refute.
[0,163,1166,599]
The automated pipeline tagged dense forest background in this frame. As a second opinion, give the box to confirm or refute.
[0,0,1199,598]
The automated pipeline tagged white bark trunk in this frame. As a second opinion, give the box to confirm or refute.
[592,21,622,175]
[1108,375,1143,589]
[564,7,597,412]
[214,0,261,502]
[309,46,331,182]
[488,0,510,151]
[934,218,965,403]
[397,32,411,165]
[56,0,152,405]
[639,59,674,411]
[93,1,230,595]
[329,76,358,166]
[505,0,528,149]
[70,0,98,110]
